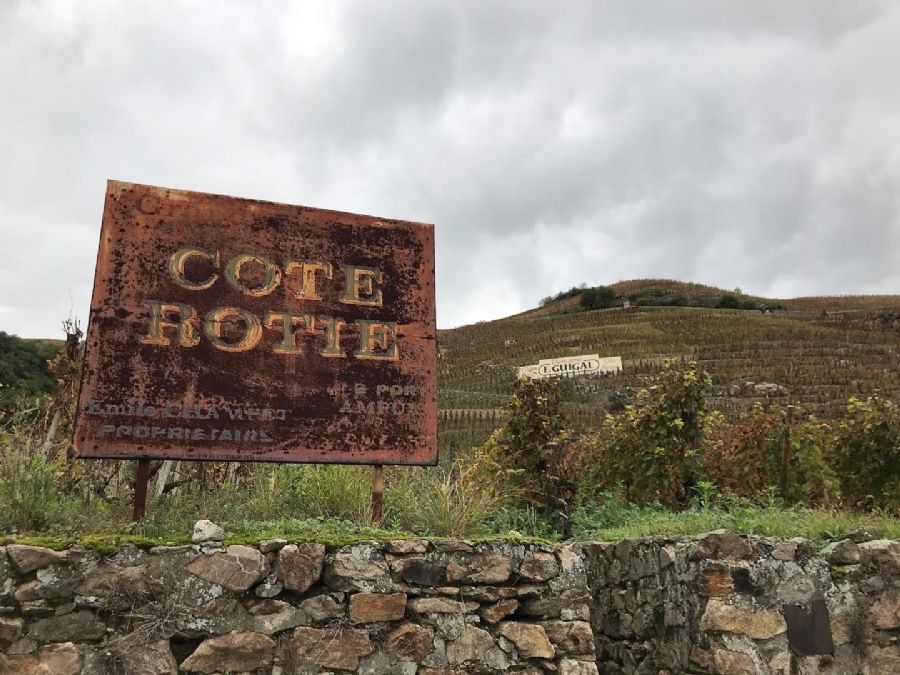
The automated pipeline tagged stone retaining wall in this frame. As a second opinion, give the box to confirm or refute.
[0,532,897,674]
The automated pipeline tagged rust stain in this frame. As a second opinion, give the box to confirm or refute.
[73,180,437,465]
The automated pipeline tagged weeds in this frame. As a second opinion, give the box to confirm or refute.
[0,413,77,532]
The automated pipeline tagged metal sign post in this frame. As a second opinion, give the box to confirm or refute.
[372,464,384,526]
[75,181,438,519]
[132,459,151,521]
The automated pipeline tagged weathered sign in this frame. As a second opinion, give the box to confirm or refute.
[74,181,437,465]
[518,355,623,380]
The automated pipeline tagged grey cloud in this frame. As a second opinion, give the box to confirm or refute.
[1,0,899,338]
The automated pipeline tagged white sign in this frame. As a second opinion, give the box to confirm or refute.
[537,354,603,377]
[517,355,623,379]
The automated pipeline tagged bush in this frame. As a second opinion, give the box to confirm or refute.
[832,395,900,510]
[539,284,587,307]
[578,360,711,507]
[472,378,579,532]
[0,415,80,532]
[718,293,762,310]
[580,286,617,310]
[718,294,741,309]
[387,463,505,536]
[701,406,839,506]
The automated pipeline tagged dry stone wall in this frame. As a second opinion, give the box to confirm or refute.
[0,531,897,674]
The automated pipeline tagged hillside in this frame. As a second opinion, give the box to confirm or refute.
[0,333,61,411]
[6,281,900,454]
[437,280,900,452]
[527,279,900,318]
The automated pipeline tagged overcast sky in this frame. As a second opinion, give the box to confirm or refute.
[2,1,899,338]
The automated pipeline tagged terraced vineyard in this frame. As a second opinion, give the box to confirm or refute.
[437,281,900,455]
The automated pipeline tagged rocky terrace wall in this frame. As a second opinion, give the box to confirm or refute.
[0,530,897,674]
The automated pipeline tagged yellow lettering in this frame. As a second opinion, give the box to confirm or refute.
[224,253,281,297]
[339,264,383,307]
[317,315,347,358]
[140,300,200,347]
[263,311,315,354]
[168,247,219,291]
[354,320,399,361]
[204,306,263,352]
[284,260,332,300]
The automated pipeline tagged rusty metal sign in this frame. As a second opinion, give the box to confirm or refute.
[73,181,437,465]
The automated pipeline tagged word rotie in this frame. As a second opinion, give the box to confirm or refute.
[142,247,398,359]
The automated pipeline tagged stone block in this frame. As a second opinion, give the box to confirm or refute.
[559,659,600,675]
[0,654,38,674]
[481,599,518,624]
[712,648,756,675]
[871,589,900,630]
[699,564,733,597]
[287,626,374,670]
[386,622,435,662]
[700,598,786,639]
[247,599,309,634]
[446,625,496,665]
[446,554,512,584]
[499,622,555,658]
[519,588,591,619]
[6,545,68,574]
[186,545,267,592]
[391,556,445,585]
[0,616,23,645]
[190,520,225,543]
[870,644,900,674]
[275,543,325,593]
[76,564,147,604]
[385,540,429,554]
[258,538,288,553]
[323,544,392,592]
[36,642,80,675]
[28,609,105,644]
[409,597,479,614]
[350,592,408,623]
[540,620,595,656]
[690,531,752,561]
[821,539,860,565]
[180,631,274,673]
[859,539,900,570]
[299,593,344,623]
[115,639,179,675]
[520,551,560,582]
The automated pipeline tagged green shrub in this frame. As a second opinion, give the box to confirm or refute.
[718,294,741,309]
[386,464,504,536]
[472,378,579,532]
[479,505,559,540]
[578,360,711,507]
[832,395,900,510]
[701,406,839,506]
[278,465,372,524]
[0,423,74,532]
[580,286,617,310]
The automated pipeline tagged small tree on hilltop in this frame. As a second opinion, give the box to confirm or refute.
[580,286,617,310]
